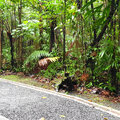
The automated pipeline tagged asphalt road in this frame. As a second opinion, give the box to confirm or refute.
[0,79,120,120]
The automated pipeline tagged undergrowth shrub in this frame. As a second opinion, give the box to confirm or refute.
[23,50,50,73]
[40,61,63,79]
[93,39,120,92]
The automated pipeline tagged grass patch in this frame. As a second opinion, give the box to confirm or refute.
[0,75,54,90]
[0,75,31,82]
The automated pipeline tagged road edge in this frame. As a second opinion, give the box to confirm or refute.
[0,78,120,118]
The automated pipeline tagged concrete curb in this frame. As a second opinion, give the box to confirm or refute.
[0,78,120,118]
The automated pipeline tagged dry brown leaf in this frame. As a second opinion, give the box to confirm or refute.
[88,100,92,102]
[38,57,59,67]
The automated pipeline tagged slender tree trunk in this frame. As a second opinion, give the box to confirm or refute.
[49,18,56,53]
[14,4,16,29]
[76,0,85,70]
[18,0,23,66]
[39,17,43,50]
[7,32,14,69]
[0,19,2,69]
[1,19,4,45]
[63,0,66,65]
[39,1,43,50]
[55,28,61,51]
[111,19,118,93]
[10,1,13,31]
[119,21,120,45]
[89,0,96,77]
[118,4,120,46]
[109,16,118,93]
[13,4,17,65]
[91,0,96,41]
[118,6,120,93]
[8,3,15,69]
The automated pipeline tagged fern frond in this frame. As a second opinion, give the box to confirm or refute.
[23,50,50,66]
[47,57,59,62]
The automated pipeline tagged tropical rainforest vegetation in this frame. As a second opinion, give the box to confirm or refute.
[0,0,120,94]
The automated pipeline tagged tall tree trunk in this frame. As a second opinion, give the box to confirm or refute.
[1,20,4,43]
[108,16,118,93]
[18,0,23,66]
[0,19,2,69]
[91,0,96,42]
[7,32,14,69]
[39,17,43,50]
[118,4,120,46]
[63,0,66,65]
[39,1,43,50]
[13,4,17,65]
[118,6,120,93]
[8,3,15,69]
[14,4,16,29]
[111,19,118,94]
[119,20,120,45]
[89,0,96,77]
[49,18,56,53]
[76,0,85,70]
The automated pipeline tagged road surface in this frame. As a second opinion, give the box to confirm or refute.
[0,79,120,120]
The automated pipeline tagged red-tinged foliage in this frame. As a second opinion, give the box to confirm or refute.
[80,73,89,82]
[100,90,110,97]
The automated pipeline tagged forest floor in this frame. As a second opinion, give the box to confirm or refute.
[0,71,120,111]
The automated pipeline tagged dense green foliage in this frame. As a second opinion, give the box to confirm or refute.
[0,0,120,93]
